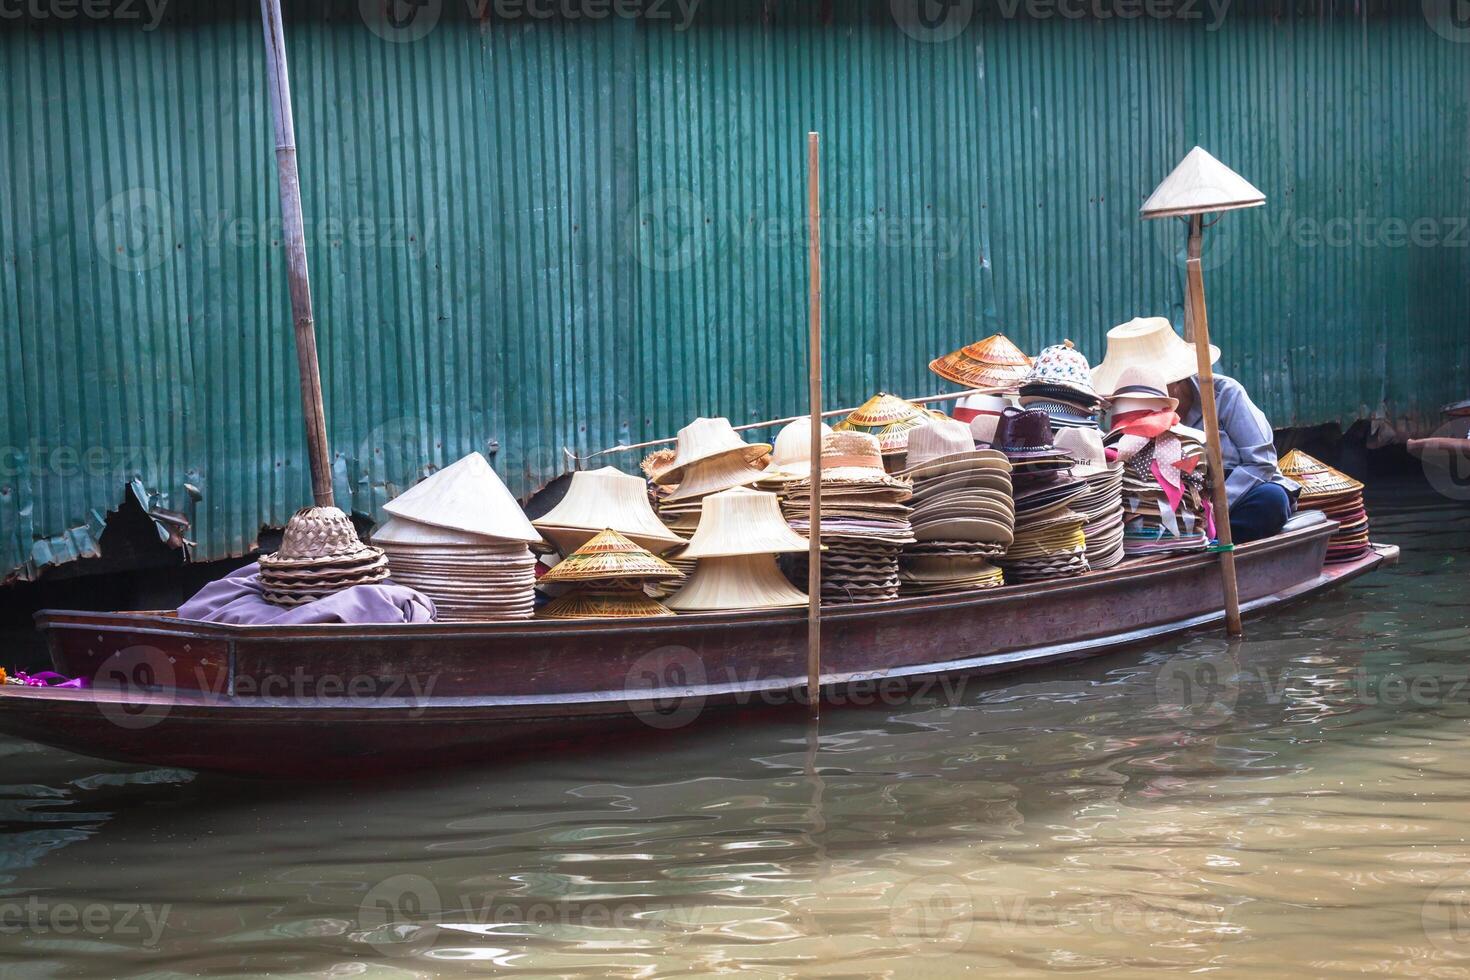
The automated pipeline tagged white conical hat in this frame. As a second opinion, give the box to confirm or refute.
[533,466,684,554]
[371,515,511,547]
[382,452,541,544]
[665,554,807,612]
[1140,146,1265,219]
[682,486,810,559]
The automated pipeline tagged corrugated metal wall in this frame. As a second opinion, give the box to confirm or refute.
[2,1,1467,579]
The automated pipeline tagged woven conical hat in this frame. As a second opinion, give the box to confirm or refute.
[538,589,676,620]
[1279,450,1364,498]
[533,466,684,553]
[833,394,946,454]
[665,554,808,612]
[1140,146,1266,219]
[541,528,684,584]
[259,507,382,570]
[372,515,507,548]
[383,453,541,543]
[929,334,1033,391]
[682,486,811,559]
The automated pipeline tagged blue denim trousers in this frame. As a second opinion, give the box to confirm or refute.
[1229,481,1294,544]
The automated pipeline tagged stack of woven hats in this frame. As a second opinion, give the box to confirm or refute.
[258,507,390,606]
[1055,428,1125,570]
[653,417,771,537]
[373,453,541,621]
[667,487,810,612]
[1280,450,1371,563]
[537,528,684,619]
[929,333,1033,393]
[833,393,945,472]
[991,407,1091,582]
[756,415,832,490]
[533,466,685,558]
[897,419,1013,595]
[1019,340,1103,433]
[783,431,915,603]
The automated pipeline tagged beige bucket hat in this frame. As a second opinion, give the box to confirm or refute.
[534,466,686,555]
[654,417,772,486]
[1090,317,1220,394]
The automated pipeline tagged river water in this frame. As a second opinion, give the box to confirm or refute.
[0,479,1467,977]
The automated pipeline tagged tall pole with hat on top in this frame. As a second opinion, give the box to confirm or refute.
[1140,146,1267,637]
[805,132,824,719]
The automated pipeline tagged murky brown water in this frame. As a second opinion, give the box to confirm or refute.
[0,479,1467,977]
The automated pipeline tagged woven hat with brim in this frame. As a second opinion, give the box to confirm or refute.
[788,431,913,492]
[383,452,541,544]
[538,590,676,620]
[1280,449,1365,498]
[899,419,1009,480]
[654,417,771,486]
[1091,317,1220,394]
[929,333,1033,391]
[664,449,765,503]
[760,416,832,481]
[372,515,508,548]
[913,516,1014,546]
[641,448,677,482]
[833,394,943,455]
[1107,363,1179,415]
[534,466,685,555]
[1053,428,1113,478]
[260,506,383,570]
[682,486,811,559]
[666,554,808,612]
[540,528,683,584]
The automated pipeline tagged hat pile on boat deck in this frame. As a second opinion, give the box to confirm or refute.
[833,393,944,472]
[653,417,770,537]
[783,431,915,603]
[897,419,1012,595]
[1280,450,1371,563]
[929,333,1033,393]
[1113,428,1212,558]
[756,416,831,489]
[667,486,810,612]
[1054,428,1126,570]
[1019,340,1104,433]
[537,528,684,619]
[373,453,541,621]
[258,506,389,606]
[991,407,1091,582]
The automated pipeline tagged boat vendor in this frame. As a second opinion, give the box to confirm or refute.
[1092,317,1299,544]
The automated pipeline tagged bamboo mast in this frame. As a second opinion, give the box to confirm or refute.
[259,0,334,508]
[1186,215,1243,635]
[805,132,823,718]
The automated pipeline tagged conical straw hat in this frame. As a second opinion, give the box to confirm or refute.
[833,393,942,454]
[1279,450,1365,498]
[761,415,832,481]
[533,466,684,553]
[929,333,1033,391]
[538,590,676,620]
[682,486,811,559]
[383,453,541,543]
[1140,146,1266,219]
[663,449,765,503]
[540,528,684,584]
[654,417,772,486]
[372,515,507,548]
[260,506,382,570]
[1091,317,1219,394]
[665,554,808,612]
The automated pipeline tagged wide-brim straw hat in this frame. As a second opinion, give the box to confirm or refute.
[371,515,506,548]
[912,516,1014,545]
[833,394,944,455]
[533,466,686,553]
[260,506,383,570]
[1091,317,1219,394]
[682,486,811,559]
[664,449,765,503]
[540,528,684,584]
[655,417,771,486]
[899,419,1001,479]
[788,430,914,492]
[666,554,808,612]
[383,452,541,544]
[1280,449,1365,498]
[929,333,1032,391]
[762,416,832,479]
[538,589,676,620]
[1053,427,1113,478]
[1106,363,1179,414]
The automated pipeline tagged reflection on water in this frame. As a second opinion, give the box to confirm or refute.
[0,480,1467,977]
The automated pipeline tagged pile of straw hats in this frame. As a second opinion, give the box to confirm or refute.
[533,466,684,556]
[1107,365,1180,418]
[667,487,809,612]
[1055,428,1125,570]
[653,417,771,536]
[258,507,389,606]
[373,453,541,621]
[991,408,1091,582]
[929,333,1033,393]
[833,393,945,468]
[783,431,915,603]
[1019,340,1103,432]
[1092,317,1218,395]
[897,419,1012,595]
[537,528,684,619]
[756,416,832,488]
[1280,450,1370,563]
[1109,427,1212,558]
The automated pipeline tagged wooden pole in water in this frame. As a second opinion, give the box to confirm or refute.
[805,132,823,718]
[1186,214,1243,636]
[259,0,335,508]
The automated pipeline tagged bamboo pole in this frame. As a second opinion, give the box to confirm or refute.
[259,0,334,508]
[1186,214,1243,636]
[805,132,823,719]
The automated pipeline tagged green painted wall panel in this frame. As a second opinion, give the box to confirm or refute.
[2,2,1467,579]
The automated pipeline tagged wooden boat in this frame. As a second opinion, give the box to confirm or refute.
[0,515,1395,778]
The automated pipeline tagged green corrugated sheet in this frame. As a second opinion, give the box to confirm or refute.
[2,2,1467,579]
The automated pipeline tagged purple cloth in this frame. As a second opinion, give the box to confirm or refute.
[176,563,437,625]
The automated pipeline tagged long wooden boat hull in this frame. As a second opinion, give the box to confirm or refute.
[0,522,1394,778]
